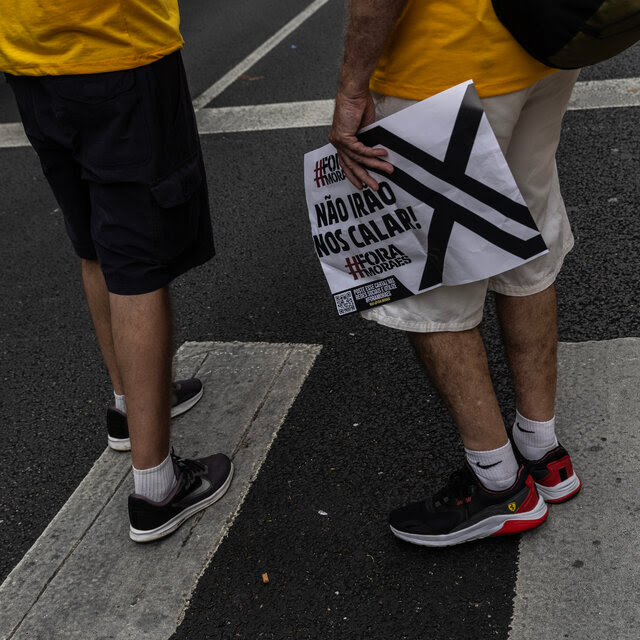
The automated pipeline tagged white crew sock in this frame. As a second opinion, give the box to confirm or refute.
[512,410,558,461]
[132,454,178,502]
[114,391,127,413]
[464,440,519,491]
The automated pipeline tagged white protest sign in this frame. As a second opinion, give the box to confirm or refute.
[304,81,548,316]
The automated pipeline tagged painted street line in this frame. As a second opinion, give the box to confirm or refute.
[568,77,640,110]
[0,122,30,149]
[0,0,332,151]
[0,341,321,640]
[2,77,639,149]
[191,0,330,110]
[510,337,640,640]
[194,76,640,134]
[195,99,333,135]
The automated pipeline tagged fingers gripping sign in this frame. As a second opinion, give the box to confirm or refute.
[328,89,394,191]
[327,0,409,191]
[305,81,548,318]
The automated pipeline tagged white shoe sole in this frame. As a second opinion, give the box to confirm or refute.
[129,462,234,543]
[107,435,131,452]
[390,494,548,547]
[107,386,204,452]
[171,386,204,418]
[536,472,581,503]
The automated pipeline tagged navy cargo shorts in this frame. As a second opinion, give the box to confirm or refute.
[6,50,214,295]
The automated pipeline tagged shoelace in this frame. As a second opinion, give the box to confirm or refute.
[170,451,205,489]
[432,466,477,509]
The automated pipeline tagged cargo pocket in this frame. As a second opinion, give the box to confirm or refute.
[150,154,204,263]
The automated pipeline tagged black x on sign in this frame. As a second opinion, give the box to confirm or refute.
[358,83,547,291]
[304,81,548,317]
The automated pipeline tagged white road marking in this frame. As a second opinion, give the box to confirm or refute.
[568,77,640,110]
[195,99,333,134]
[510,338,640,640]
[0,122,30,148]
[191,0,330,110]
[193,76,640,134]
[2,77,638,149]
[0,341,321,640]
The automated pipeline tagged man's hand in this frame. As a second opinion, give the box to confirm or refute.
[328,0,407,191]
[328,87,393,191]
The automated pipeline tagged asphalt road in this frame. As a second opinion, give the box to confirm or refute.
[0,0,639,638]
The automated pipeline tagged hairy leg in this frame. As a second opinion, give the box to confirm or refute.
[109,287,172,469]
[408,327,507,451]
[81,258,123,394]
[495,284,557,421]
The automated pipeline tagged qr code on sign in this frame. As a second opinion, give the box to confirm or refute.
[334,291,356,316]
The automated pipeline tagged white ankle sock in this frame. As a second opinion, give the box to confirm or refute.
[132,454,177,502]
[464,441,519,491]
[512,410,558,461]
[114,391,126,413]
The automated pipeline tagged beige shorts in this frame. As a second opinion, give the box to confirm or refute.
[362,69,580,333]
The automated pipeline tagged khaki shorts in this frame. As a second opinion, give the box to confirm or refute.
[362,69,580,332]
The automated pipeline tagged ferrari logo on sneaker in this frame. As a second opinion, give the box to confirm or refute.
[508,502,517,512]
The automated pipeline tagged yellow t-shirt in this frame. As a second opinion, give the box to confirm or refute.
[0,0,183,75]
[370,0,555,100]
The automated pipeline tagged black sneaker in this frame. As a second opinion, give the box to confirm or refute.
[128,452,234,542]
[389,464,548,547]
[511,436,582,503]
[170,378,204,418]
[106,378,205,451]
[106,408,130,451]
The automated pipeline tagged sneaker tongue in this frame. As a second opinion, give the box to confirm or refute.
[432,496,447,509]
[433,467,475,507]
[175,468,202,500]
[432,489,455,509]
[174,457,205,486]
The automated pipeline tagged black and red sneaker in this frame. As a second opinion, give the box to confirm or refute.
[388,464,548,547]
[513,440,582,503]
[128,452,233,542]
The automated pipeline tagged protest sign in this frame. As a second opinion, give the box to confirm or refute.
[304,81,548,316]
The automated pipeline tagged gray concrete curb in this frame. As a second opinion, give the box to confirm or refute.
[0,341,321,640]
[511,337,640,639]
